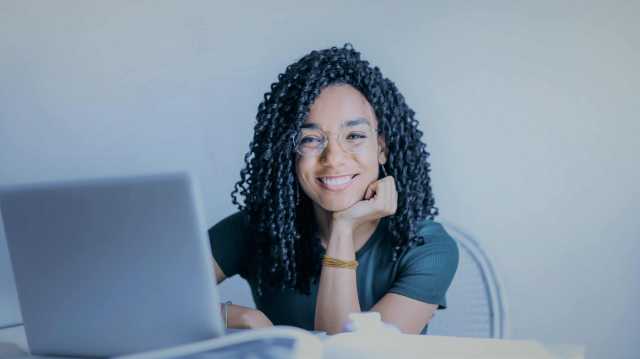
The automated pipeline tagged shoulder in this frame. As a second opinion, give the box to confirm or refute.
[417,219,454,243]
[208,210,250,233]
[386,218,459,309]
[208,210,255,249]
[208,211,255,278]
[398,219,459,271]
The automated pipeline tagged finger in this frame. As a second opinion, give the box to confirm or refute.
[365,180,379,200]
[363,185,372,200]
[373,179,388,211]
[381,177,396,215]
[383,178,393,213]
[364,188,371,200]
[389,180,397,214]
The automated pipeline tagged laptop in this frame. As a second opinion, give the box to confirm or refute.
[0,172,225,357]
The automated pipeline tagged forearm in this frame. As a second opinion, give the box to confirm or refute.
[314,224,361,334]
[224,303,273,329]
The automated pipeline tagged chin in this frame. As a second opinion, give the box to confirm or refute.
[319,203,350,212]
[316,195,360,212]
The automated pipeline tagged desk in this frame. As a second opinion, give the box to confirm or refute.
[0,325,584,359]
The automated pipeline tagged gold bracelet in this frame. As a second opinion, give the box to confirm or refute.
[322,255,358,269]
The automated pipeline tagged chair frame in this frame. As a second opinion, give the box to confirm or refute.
[439,220,509,339]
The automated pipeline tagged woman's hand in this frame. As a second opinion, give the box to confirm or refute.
[332,175,398,229]
[225,304,273,329]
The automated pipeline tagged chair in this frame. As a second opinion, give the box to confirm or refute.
[427,221,508,338]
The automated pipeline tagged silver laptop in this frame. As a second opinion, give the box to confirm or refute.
[0,172,224,357]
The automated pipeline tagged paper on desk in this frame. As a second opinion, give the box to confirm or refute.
[323,333,556,359]
[396,335,554,359]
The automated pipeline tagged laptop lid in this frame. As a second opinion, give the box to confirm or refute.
[0,172,224,357]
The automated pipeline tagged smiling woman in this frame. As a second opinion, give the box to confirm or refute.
[208,44,458,335]
[296,86,384,213]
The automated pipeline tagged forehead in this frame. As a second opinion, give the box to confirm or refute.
[305,84,377,129]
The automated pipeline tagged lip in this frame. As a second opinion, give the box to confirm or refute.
[316,174,358,192]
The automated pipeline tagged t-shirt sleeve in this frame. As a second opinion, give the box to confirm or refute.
[207,211,251,278]
[388,220,459,309]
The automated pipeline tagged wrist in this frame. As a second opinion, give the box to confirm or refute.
[329,216,354,237]
[241,309,273,329]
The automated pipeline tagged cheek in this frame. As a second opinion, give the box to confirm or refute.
[295,159,315,190]
[360,155,381,180]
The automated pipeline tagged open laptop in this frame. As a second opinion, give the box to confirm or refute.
[0,172,225,357]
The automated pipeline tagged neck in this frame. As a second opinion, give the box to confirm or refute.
[312,202,380,252]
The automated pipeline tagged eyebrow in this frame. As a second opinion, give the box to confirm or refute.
[301,117,371,130]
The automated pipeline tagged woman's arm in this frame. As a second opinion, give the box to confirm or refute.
[314,176,397,334]
[314,222,361,333]
[315,237,439,334]
[213,259,226,283]
[371,293,437,334]
[213,258,273,329]
[225,303,273,329]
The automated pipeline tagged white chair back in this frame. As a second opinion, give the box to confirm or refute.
[427,222,507,338]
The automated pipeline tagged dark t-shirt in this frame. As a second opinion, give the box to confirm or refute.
[208,211,459,333]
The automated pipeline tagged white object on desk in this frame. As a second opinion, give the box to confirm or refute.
[343,312,400,333]
[113,327,322,359]
[325,333,554,359]
[0,325,583,359]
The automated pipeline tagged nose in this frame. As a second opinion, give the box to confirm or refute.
[319,135,349,166]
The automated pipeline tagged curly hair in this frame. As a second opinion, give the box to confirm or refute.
[231,44,438,295]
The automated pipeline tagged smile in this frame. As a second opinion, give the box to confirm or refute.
[316,174,358,191]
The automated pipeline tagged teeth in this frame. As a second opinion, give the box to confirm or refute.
[321,176,353,186]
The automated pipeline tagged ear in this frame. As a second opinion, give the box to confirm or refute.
[377,135,388,165]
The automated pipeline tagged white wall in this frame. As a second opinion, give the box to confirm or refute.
[0,1,637,358]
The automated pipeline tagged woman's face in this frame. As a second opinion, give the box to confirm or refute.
[295,84,386,212]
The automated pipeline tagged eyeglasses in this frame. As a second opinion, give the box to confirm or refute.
[293,124,379,157]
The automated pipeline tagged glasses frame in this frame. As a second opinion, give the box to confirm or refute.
[292,125,381,157]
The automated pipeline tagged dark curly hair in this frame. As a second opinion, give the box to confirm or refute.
[231,44,438,295]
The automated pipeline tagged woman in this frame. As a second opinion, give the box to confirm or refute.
[208,44,458,334]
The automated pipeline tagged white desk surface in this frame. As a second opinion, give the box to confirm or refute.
[0,325,584,359]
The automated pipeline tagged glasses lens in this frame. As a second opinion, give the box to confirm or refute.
[296,131,325,156]
[340,128,372,153]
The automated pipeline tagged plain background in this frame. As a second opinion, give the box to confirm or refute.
[0,1,638,358]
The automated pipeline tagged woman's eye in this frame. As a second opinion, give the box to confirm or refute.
[346,132,367,140]
[300,136,323,145]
